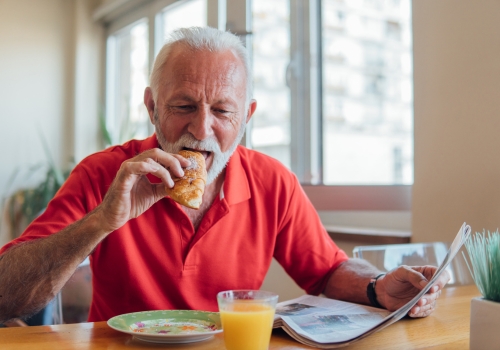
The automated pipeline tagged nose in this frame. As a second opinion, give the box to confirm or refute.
[187,105,214,140]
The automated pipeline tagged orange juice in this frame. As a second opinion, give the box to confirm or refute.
[219,302,275,350]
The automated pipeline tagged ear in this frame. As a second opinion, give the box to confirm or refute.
[246,99,257,124]
[144,87,156,124]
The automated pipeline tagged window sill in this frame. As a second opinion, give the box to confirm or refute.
[324,225,411,245]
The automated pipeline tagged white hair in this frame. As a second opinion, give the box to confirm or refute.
[150,26,252,108]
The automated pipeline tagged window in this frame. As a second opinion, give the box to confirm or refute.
[106,19,150,145]
[247,0,413,210]
[100,0,412,211]
[250,0,413,186]
[251,0,291,169]
[159,0,207,41]
[321,0,413,185]
[104,0,208,146]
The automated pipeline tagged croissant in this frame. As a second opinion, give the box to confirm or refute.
[165,150,207,209]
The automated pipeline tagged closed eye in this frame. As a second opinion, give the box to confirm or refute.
[171,105,196,113]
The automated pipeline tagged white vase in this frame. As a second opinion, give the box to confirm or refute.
[470,297,500,350]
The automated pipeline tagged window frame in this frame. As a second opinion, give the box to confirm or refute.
[97,0,412,212]
[248,0,412,210]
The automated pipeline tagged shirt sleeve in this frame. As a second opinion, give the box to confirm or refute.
[0,164,98,255]
[273,174,349,295]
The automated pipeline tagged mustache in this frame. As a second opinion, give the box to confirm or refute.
[169,133,222,154]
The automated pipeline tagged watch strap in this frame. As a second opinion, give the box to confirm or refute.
[367,273,385,308]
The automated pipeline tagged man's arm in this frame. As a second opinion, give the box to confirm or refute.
[324,258,450,318]
[0,208,109,323]
[0,148,189,323]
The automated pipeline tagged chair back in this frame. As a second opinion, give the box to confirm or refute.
[353,242,473,286]
[60,257,92,323]
[5,257,92,327]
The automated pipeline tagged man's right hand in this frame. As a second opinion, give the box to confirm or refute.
[96,148,191,232]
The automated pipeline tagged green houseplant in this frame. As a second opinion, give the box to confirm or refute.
[464,230,500,301]
[464,230,500,349]
[1,137,72,240]
[0,136,73,326]
[2,110,137,240]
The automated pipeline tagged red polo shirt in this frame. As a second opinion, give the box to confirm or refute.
[0,135,348,321]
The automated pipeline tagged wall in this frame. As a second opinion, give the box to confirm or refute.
[0,0,75,192]
[73,0,105,162]
[0,0,103,246]
[412,0,500,242]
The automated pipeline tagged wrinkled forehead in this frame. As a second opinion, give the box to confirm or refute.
[159,44,247,98]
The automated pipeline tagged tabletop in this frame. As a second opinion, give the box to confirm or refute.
[0,284,479,350]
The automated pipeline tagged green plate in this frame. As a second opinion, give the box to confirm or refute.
[107,310,222,344]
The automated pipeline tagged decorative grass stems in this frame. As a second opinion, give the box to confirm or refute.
[464,230,500,302]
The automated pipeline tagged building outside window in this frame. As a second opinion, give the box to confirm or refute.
[321,0,413,185]
[106,19,149,145]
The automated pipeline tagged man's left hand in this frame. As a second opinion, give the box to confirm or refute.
[375,265,450,318]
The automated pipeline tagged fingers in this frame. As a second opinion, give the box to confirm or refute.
[142,158,176,188]
[395,265,430,291]
[120,158,162,176]
[408,298,437,318]
[151,182,168,198]
[399,265,449,292]
[416,288,442,307]
[431,269,451,290]
[124,149,191,188]
[382,265,448,317]
[409,266,450,293]
[409,287,443,318]
[171,153,192,169]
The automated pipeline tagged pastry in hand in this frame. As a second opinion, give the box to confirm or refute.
[165,150,207,209]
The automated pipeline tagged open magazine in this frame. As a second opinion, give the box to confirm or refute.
[273,222,471,349]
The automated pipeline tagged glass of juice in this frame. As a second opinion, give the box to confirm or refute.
[217,290,279,350]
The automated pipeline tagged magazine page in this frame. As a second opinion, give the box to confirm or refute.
[273,295,390,344]
[272,222,471,348]
[339,222,472,346]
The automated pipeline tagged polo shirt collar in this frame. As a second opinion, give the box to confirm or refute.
[141,135,251,206]
[140,134,160,153]
[222,146,251,206]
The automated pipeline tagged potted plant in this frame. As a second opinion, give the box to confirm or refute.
[464,230,500,349]
[1,140,72,242]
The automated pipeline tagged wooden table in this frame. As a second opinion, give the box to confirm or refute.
[0,285,479,349]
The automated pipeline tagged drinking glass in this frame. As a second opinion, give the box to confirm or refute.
[217,290,279,350]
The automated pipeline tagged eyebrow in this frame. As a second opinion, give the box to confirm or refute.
[167,93,196,102]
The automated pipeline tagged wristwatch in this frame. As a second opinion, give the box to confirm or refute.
[367,273,385,308]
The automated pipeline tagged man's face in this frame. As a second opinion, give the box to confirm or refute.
[148,45,255,184]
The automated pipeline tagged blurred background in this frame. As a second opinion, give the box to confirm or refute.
[1,0,500,301]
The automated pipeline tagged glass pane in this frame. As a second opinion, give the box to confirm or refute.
[161,0,207,41]
[321,0,413,185]
[251,0,291,169]
[106,19,149,145]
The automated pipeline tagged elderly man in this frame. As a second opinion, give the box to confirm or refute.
[0,27,448,324]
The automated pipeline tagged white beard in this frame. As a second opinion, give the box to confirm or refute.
[154,110,247,185]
